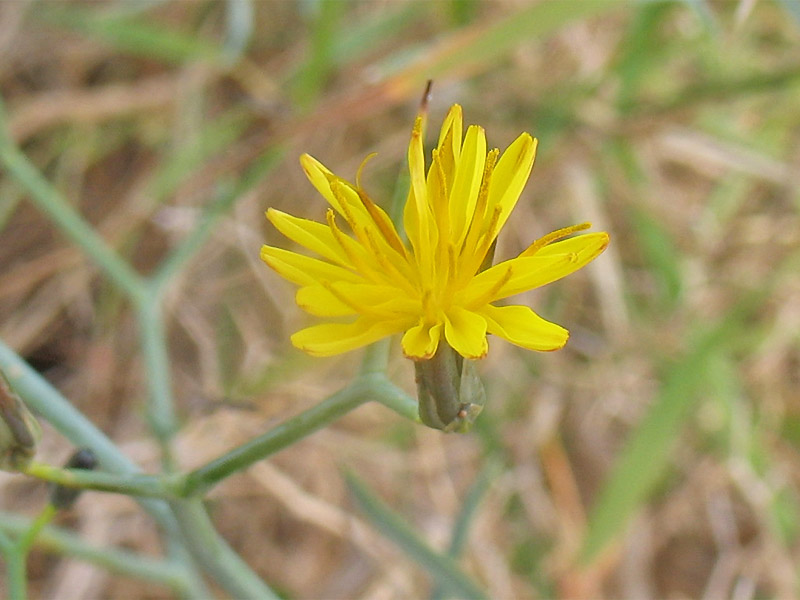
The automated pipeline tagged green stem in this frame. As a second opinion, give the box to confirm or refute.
[18,380,415,501]
[168,499,280,600]
[182,373,418,496]
[23,462,178,499]
[0,341,177,520]
[345,471,488,600]
[0,341,205,589]
[431,461,500,600]
[0,114,146,304]
[182,376,377,496]
[0,529,13,552]
[0,342,275,598]
[360,338,392,375]
[150,182,236,293]
[136,292,179,450]
[16,504,56,554]
[5,548,26,600]
[370,376,419,422]
[0,511,191,594]
[150,147,283,294]
[1,505,56,600]
[0,528,20,600]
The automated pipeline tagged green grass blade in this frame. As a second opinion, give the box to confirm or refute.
[344,470,488,600]
[37,5,222,64]
[383,0,626,84]
[291,0,346,108]
[581,251,800,562]
[223,0,254,64]
[580,324,724,563]
[447,460,500,557]
[613,1,674,106]
[430,460,500,600]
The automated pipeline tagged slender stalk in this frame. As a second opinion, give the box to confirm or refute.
[16,505,56,553]
[0,342,272,598]
[431,461,500,600]
[168,499,280,599]
[136,293,179,450]
[0,528,13,551]
[0,115,146,304]
[0,504,56,600]
[182,373,418,496]
[150,147,283,294]
[360,338,392,375]
[149,182,236,293]
[182,376,377,496]
[0,341,204,587]
[0,341,178,522]
[4,548,26,600]
[23,462,178,499]
[370,376,419,422]
[345,471,488,600]
[0,511,191,594]
[0,528,21,600]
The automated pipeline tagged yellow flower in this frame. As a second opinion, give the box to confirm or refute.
[261,105,609,360]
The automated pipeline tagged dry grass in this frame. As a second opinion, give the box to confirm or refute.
[1,1,799,598]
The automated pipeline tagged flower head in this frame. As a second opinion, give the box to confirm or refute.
[261,105,609,360]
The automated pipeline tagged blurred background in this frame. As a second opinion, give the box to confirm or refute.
[1,0,799,598]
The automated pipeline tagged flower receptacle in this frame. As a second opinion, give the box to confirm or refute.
[414,341,486,433]
[0,368,42,471]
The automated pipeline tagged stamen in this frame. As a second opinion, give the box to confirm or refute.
[355,153,377,190]
[330,180,361,234]
[362,227,418,296]
[352,159,407,256]
[520,222,592,257]
[326,209,372,279]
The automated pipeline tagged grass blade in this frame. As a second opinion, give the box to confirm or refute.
[344,470,488,600]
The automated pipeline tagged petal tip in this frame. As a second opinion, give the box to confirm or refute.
[542,329,569,352]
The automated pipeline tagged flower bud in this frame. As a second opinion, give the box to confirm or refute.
[0,368,42,471]
[414,341,486,433]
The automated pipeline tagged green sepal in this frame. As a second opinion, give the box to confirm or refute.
[414,341,486,433]
[0,369,42,471]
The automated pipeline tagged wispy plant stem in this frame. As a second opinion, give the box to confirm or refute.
[0,511,192,595]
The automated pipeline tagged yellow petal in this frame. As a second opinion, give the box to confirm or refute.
[527,231,610,261]
[480,304,568,351]
[504,232,609,297]
[485,133,536,237]
[436,123,458,196]
[291,318,408,357]
[463,232,609,304]
[401,321,443,359]
[449,125,486,246]
[332,282,419,316]
[404,116,434,266]
[295,285,356,317]
[299,153,341,212]
[437,104,463,156]
[297,283,418,318]
[260,245,362,287]
[444,307,488,359]
[329,179,375,233]
[459,254,568,307]
[267,208,350,266]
